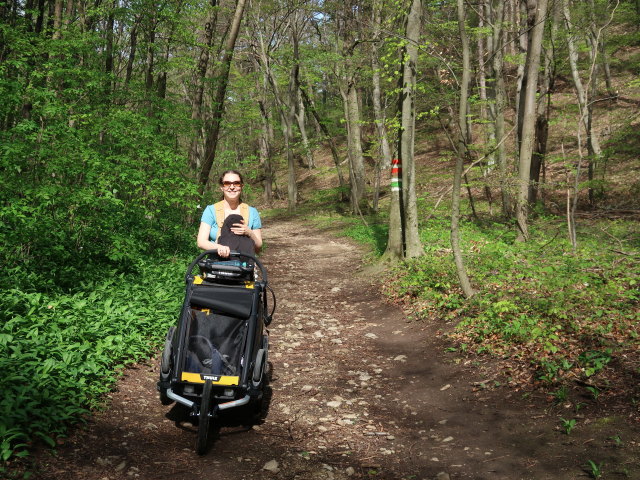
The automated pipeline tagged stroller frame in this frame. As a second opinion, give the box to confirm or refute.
[157,249,275,455]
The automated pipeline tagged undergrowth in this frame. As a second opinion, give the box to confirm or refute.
[0,257,186,468]
[333,210,639,397]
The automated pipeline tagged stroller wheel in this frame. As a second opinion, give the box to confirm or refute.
[196,380,213,455]
[159,327,176,406]
[159,386,173,406]
[161,326,176,375]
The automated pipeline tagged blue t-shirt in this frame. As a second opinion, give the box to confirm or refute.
[201,204,262,242]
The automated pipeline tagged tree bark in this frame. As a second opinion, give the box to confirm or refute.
[198,0,248,194]
[530,0,560,204]
[295,91,314,169]
[371,0,393,213]
[563,0,604,207]
[488,0,511,216]
[515,0,548,242]
[259,33,298,209]
[515,0,529,135]
[452,0,476,298]
[341,77,367,214]
[398,0,423,258]
[188,0,218,174]
[125,19,139,87]
[477,0,495,213]
[145,10,157,93]
[104,0,116,93]
[299,86,348,198]
[52,0,63,39]
[383,158,404,261]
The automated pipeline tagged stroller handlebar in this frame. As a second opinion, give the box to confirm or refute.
[186,249,267,284]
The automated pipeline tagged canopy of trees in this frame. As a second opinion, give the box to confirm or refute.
[3,0,639,281]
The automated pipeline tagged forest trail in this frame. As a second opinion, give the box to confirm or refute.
[31,219,638,480]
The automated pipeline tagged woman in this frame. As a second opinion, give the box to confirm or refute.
[197,170,263,257]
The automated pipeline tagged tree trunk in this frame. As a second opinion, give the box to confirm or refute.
[125,19,139,86]
[251,46,276,203]
[104,0,115,93]
[563,0,605,208]
[64,0,74,27]
[290,27,314,170]
[258,97,274,202]
[295,89,314,169]
[145,14,156,93]
[452,0,476,298]
[35,0,45,34]
[515,0,548,242]
[188,0,218,174]
[300,87,348,198]
[52,0,63,39]
[398,0,423,258]
[530,0,560,204]
[371,0,393,213]
[515,0,529,135]
[486,0,511,216]
[383,158,404,261]
[259,37,298,209]
[198,0,248,194]
[340,77,367,214]
[586,0,606,205]
[157,3,183,101]
[478,0,494,213]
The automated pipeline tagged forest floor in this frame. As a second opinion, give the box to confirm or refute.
[29,218,639,480]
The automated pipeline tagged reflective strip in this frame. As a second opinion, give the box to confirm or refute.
[181,372,240,385]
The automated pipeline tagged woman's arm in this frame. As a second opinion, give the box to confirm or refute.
[197,222,230,257]
[249,228,262,253]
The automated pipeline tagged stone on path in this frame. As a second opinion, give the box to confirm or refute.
[263,459,280,473]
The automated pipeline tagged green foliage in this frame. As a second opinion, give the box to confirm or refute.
[0,42,196,289]
[551,385,568,402]
[0,9,201,465]
[560,418,577,435]
[0,257,186,463]
[586,459,604,479]
[338,210,638,389]
[342,222,389,257]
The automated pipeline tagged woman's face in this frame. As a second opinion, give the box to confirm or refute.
[221,173,243,201]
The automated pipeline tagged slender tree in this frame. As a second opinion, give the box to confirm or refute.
[199,0,248,194]
[451,0,476,298]
[515,0,548,242]
[188,0,219,174]
[371,0,393,212]
[487,0,511,216]
[397,0,423,258]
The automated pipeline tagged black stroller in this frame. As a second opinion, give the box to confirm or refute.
[157,249,275,454]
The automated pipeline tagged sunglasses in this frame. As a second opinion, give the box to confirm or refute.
[222,181,243,188]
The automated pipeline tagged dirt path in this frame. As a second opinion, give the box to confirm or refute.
[31,219,639,479]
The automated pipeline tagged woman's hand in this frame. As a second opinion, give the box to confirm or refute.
[229,220,263,254]
[216,245,231,257]
[231,220,250,237]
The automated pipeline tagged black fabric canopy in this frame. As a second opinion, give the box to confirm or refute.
[190,284,254,319]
